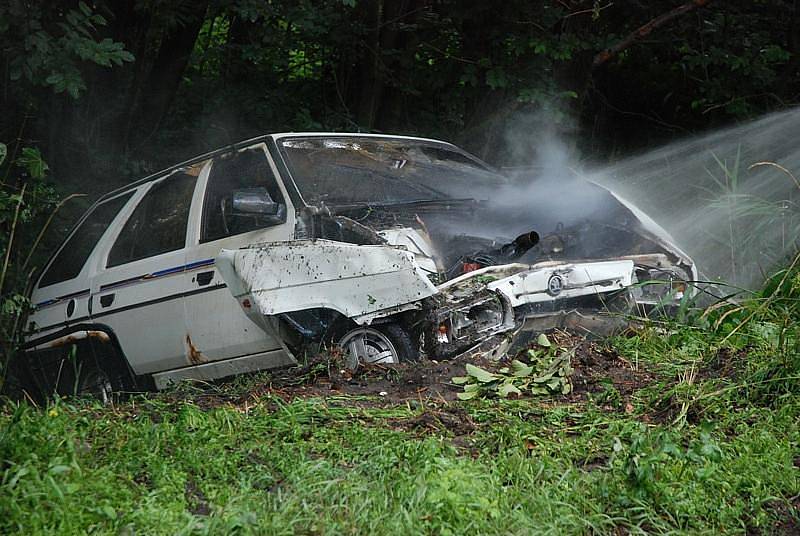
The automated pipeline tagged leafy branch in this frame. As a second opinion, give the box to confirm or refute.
[452,334,574,400]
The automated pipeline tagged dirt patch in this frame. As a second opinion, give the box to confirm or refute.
[185,478,211,516]
[236,331,654,410]
[771,497,800,536]
[554,331,655,407]
[698,346,750,381]
[143,330,654,420]
[243,353,491,405]
[577,455,610,471]
[393,406,475,436]
[747,498,800,536]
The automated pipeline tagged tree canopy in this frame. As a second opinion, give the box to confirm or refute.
[0,0,797,189]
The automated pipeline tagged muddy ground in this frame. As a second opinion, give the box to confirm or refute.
[215,330,656,410]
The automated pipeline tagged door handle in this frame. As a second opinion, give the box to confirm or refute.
[196,271,214,286]
[100,293,115,307]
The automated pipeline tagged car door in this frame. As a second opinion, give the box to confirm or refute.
[182,143,295,362]
[28,192,135,340]
[89,169,200,375]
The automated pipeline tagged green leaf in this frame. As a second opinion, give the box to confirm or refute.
[485,67,508,89]
[101,505,117,519]
[0,142,6,166]
[78,1,92,17]
[48,465,71,474]
[536,333,551,347]
[457,390,478,400]
[45,72,63,85]
[498,383,522,398]
[511,360,534,377]
[466,363,497,383]
[451,376,469,385]
[533,372,555,383]
[118,50,135,63]
[16,147,49,179]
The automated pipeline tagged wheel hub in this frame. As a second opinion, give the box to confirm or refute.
[338,327,399,368]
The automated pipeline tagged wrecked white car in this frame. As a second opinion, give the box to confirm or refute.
[21,133,695,398]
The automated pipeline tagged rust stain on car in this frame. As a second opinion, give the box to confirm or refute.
[184,160,209,177]
[45,330,111,349]
[186,334,208,365]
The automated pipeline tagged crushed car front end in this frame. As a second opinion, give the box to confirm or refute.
[216,134,697,364]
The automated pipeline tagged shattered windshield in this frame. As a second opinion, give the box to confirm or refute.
[277,136,506,206]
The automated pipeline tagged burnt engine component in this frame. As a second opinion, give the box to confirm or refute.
[296,208,386,245]
[453,229,541,276]
[500,230,540,259]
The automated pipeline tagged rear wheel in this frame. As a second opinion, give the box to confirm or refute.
[76,362,115,404]
[336,323,417,369]
[72,343,134,403]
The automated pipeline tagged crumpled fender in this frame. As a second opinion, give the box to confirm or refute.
[216,239,438,323]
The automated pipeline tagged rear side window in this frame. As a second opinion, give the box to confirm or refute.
[39,192,134,288]
[202,148,285,242]
[107,172,198,267]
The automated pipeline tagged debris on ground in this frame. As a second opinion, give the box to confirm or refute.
[151,329,654,414]
[450,333,574,400]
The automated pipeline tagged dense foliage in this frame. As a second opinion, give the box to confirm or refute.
[2,1,799,175]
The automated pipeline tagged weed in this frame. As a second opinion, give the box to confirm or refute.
[451,334,573,399]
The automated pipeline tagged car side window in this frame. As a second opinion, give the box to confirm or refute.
[38,192,134,288]
[201,148,286,243]
[107,172,198,268]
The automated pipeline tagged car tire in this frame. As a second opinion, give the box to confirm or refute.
[73,346,134,403]
[76,360,115,404]
[335,322,418,369]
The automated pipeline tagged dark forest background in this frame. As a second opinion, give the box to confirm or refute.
[3,1,798,186]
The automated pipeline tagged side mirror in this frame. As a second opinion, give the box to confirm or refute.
[232,187,283,216]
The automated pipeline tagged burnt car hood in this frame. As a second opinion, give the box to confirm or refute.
[302,177,696,286]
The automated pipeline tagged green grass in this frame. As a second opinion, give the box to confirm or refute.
[2,268,799,534]
[1,386,797,533]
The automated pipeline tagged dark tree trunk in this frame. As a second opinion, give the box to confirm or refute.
[455,2,506,160]
[343,0,418,131]
[354,0,383,129]
[372,0,427,133]
[127,1,209,151]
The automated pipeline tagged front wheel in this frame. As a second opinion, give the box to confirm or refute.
[336,323,418,369]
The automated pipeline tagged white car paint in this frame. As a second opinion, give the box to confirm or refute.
[215,240,438,321]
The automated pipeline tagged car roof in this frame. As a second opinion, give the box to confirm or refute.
[95,132,456,206]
